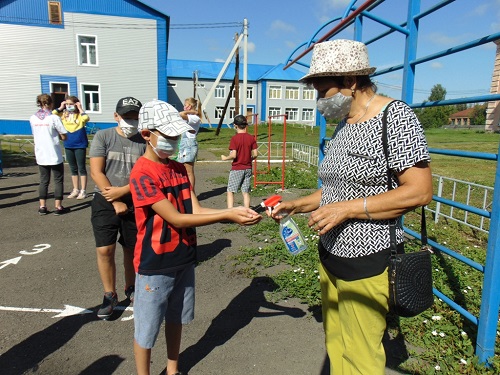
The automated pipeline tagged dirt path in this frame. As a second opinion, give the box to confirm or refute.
[0,150,406,374]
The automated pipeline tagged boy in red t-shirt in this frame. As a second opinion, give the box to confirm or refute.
[130,100,261,375]
[221,115,258,208]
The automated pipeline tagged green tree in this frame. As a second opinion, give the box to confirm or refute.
[471,104,487,125]
[415,84,454,128]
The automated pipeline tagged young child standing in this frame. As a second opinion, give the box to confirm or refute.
[221,115,258,208]
[129,100,262,375]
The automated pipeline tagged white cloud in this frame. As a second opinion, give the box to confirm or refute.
[214,58,225,63]
[431,62,443,69]
[270,20,296,33]
[247,41,256,53]
[426,32,463,46]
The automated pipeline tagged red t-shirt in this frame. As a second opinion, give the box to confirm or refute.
[130,157,196,275]
[229,132,257,170]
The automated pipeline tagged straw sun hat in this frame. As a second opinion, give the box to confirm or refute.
[300,39,376,81]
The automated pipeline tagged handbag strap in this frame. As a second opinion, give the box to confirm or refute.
[381,101,428,257]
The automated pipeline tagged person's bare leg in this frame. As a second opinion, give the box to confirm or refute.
[71,175,79,190]
[96,244,117,294]
[165,322,183,375]
[134,339,151,375]
[242,192,250,208]
[184,162,195,191]
[227,191,234,208]
[80,175,87,191]
[122,246,135,290]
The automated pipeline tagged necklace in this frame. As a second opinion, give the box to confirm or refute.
[353,94,376,123]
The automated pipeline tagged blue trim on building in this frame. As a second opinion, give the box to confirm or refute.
[41,75,78,96]
[157,17,168,101]
[260,81,267,123]
[0,119,120,136]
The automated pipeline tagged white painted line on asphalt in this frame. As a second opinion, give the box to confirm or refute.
[0,256,21,270]
[0,304,134,318]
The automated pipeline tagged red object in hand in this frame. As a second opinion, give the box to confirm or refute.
[261,195,283,212]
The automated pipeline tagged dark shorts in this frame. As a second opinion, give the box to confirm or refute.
[91,193,137,249]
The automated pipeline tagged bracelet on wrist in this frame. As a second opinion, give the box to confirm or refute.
[363,197,373,220]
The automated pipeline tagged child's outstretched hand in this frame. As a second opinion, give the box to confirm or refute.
[228,206,262,226]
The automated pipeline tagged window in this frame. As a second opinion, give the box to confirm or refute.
[214,85,225,98]
[230,86,239,99]
[302,108,314,121]
[48,1,62,25]
[214,106,224,119]
[285,108,299,121]
[229,107,236,119]
[285,87,299,100]
[302,88,315,100]
[81,84,100,112]
[78,35,97,66]
[50,82,69,110]
[268,86,281,99]
[247,87,254,100]
[268,107,281,120]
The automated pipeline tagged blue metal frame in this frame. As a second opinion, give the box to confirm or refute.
[284,0,500,365]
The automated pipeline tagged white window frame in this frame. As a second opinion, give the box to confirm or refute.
[268,85,281,99]
[268,107,281,121]
[214,85,226,99]
[80,83,101,113]
[214,106,224,119]
[302,88,315,100]
[77,34,98,66]
[301,108,314,122]
[285,107,299,121]
[229,107,236,119]
[50,81,70,95]
[285,87,299,100]
[246,86,254,100]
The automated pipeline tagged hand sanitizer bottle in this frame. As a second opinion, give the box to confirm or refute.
[279,213,307,255]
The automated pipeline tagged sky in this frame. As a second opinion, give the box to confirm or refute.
[140,0,500,103]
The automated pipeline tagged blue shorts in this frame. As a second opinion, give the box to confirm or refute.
[177,138,198,163]
[134,265,195,349]
[227,169,252,193]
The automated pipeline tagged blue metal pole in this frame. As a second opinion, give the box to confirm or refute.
[401,0,420,103]
[476,141,500,364]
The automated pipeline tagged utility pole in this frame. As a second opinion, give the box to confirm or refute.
[234,33,240,116]
[193,70,198,98]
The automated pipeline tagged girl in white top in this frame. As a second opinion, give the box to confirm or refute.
[29,94,68,215]
[178,97,202,190]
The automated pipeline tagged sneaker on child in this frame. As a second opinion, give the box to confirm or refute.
[38,206,48,215]
[76,190,87,200]
[68,189,79,198]
[97,292,118,320]
[53,206,70,216]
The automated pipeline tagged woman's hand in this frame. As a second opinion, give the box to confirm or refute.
[58,101,66,111]
[308,202,350,235]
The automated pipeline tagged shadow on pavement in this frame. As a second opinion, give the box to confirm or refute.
[196,238,232,263]
[79,355,125,375]
[176,276,306,374]
[0,307,99,375]
[196,186,227,202]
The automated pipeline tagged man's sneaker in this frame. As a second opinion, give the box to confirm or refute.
[125,285,135,303]
[38,206,48,215]
[67,189,79,198]
[76,190,87,200]
[53,206,70,216]
[97,292,118,320]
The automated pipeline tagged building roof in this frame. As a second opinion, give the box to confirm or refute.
[449,108,474,119]
[167,59,305,82]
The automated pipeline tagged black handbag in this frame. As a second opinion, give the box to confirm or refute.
[382,102,434,317]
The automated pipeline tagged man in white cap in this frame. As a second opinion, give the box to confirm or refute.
[130,100,262,375]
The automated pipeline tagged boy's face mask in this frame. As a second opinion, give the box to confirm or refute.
[119,118,139,138]
[150,131,178,159]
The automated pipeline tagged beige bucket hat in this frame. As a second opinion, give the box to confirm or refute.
[300,39,376,81]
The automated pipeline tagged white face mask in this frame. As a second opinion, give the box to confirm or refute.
[316,92,353,120]
[66,105,75,112]
[119,119,139,138]
[150,132,178,159]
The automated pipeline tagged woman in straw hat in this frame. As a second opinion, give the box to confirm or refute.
[269,39,433,374]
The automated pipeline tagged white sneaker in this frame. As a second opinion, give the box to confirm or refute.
[68,189,79,199]
[76,190,87,200]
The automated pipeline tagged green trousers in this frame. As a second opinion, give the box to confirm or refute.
[320,263,389,375]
